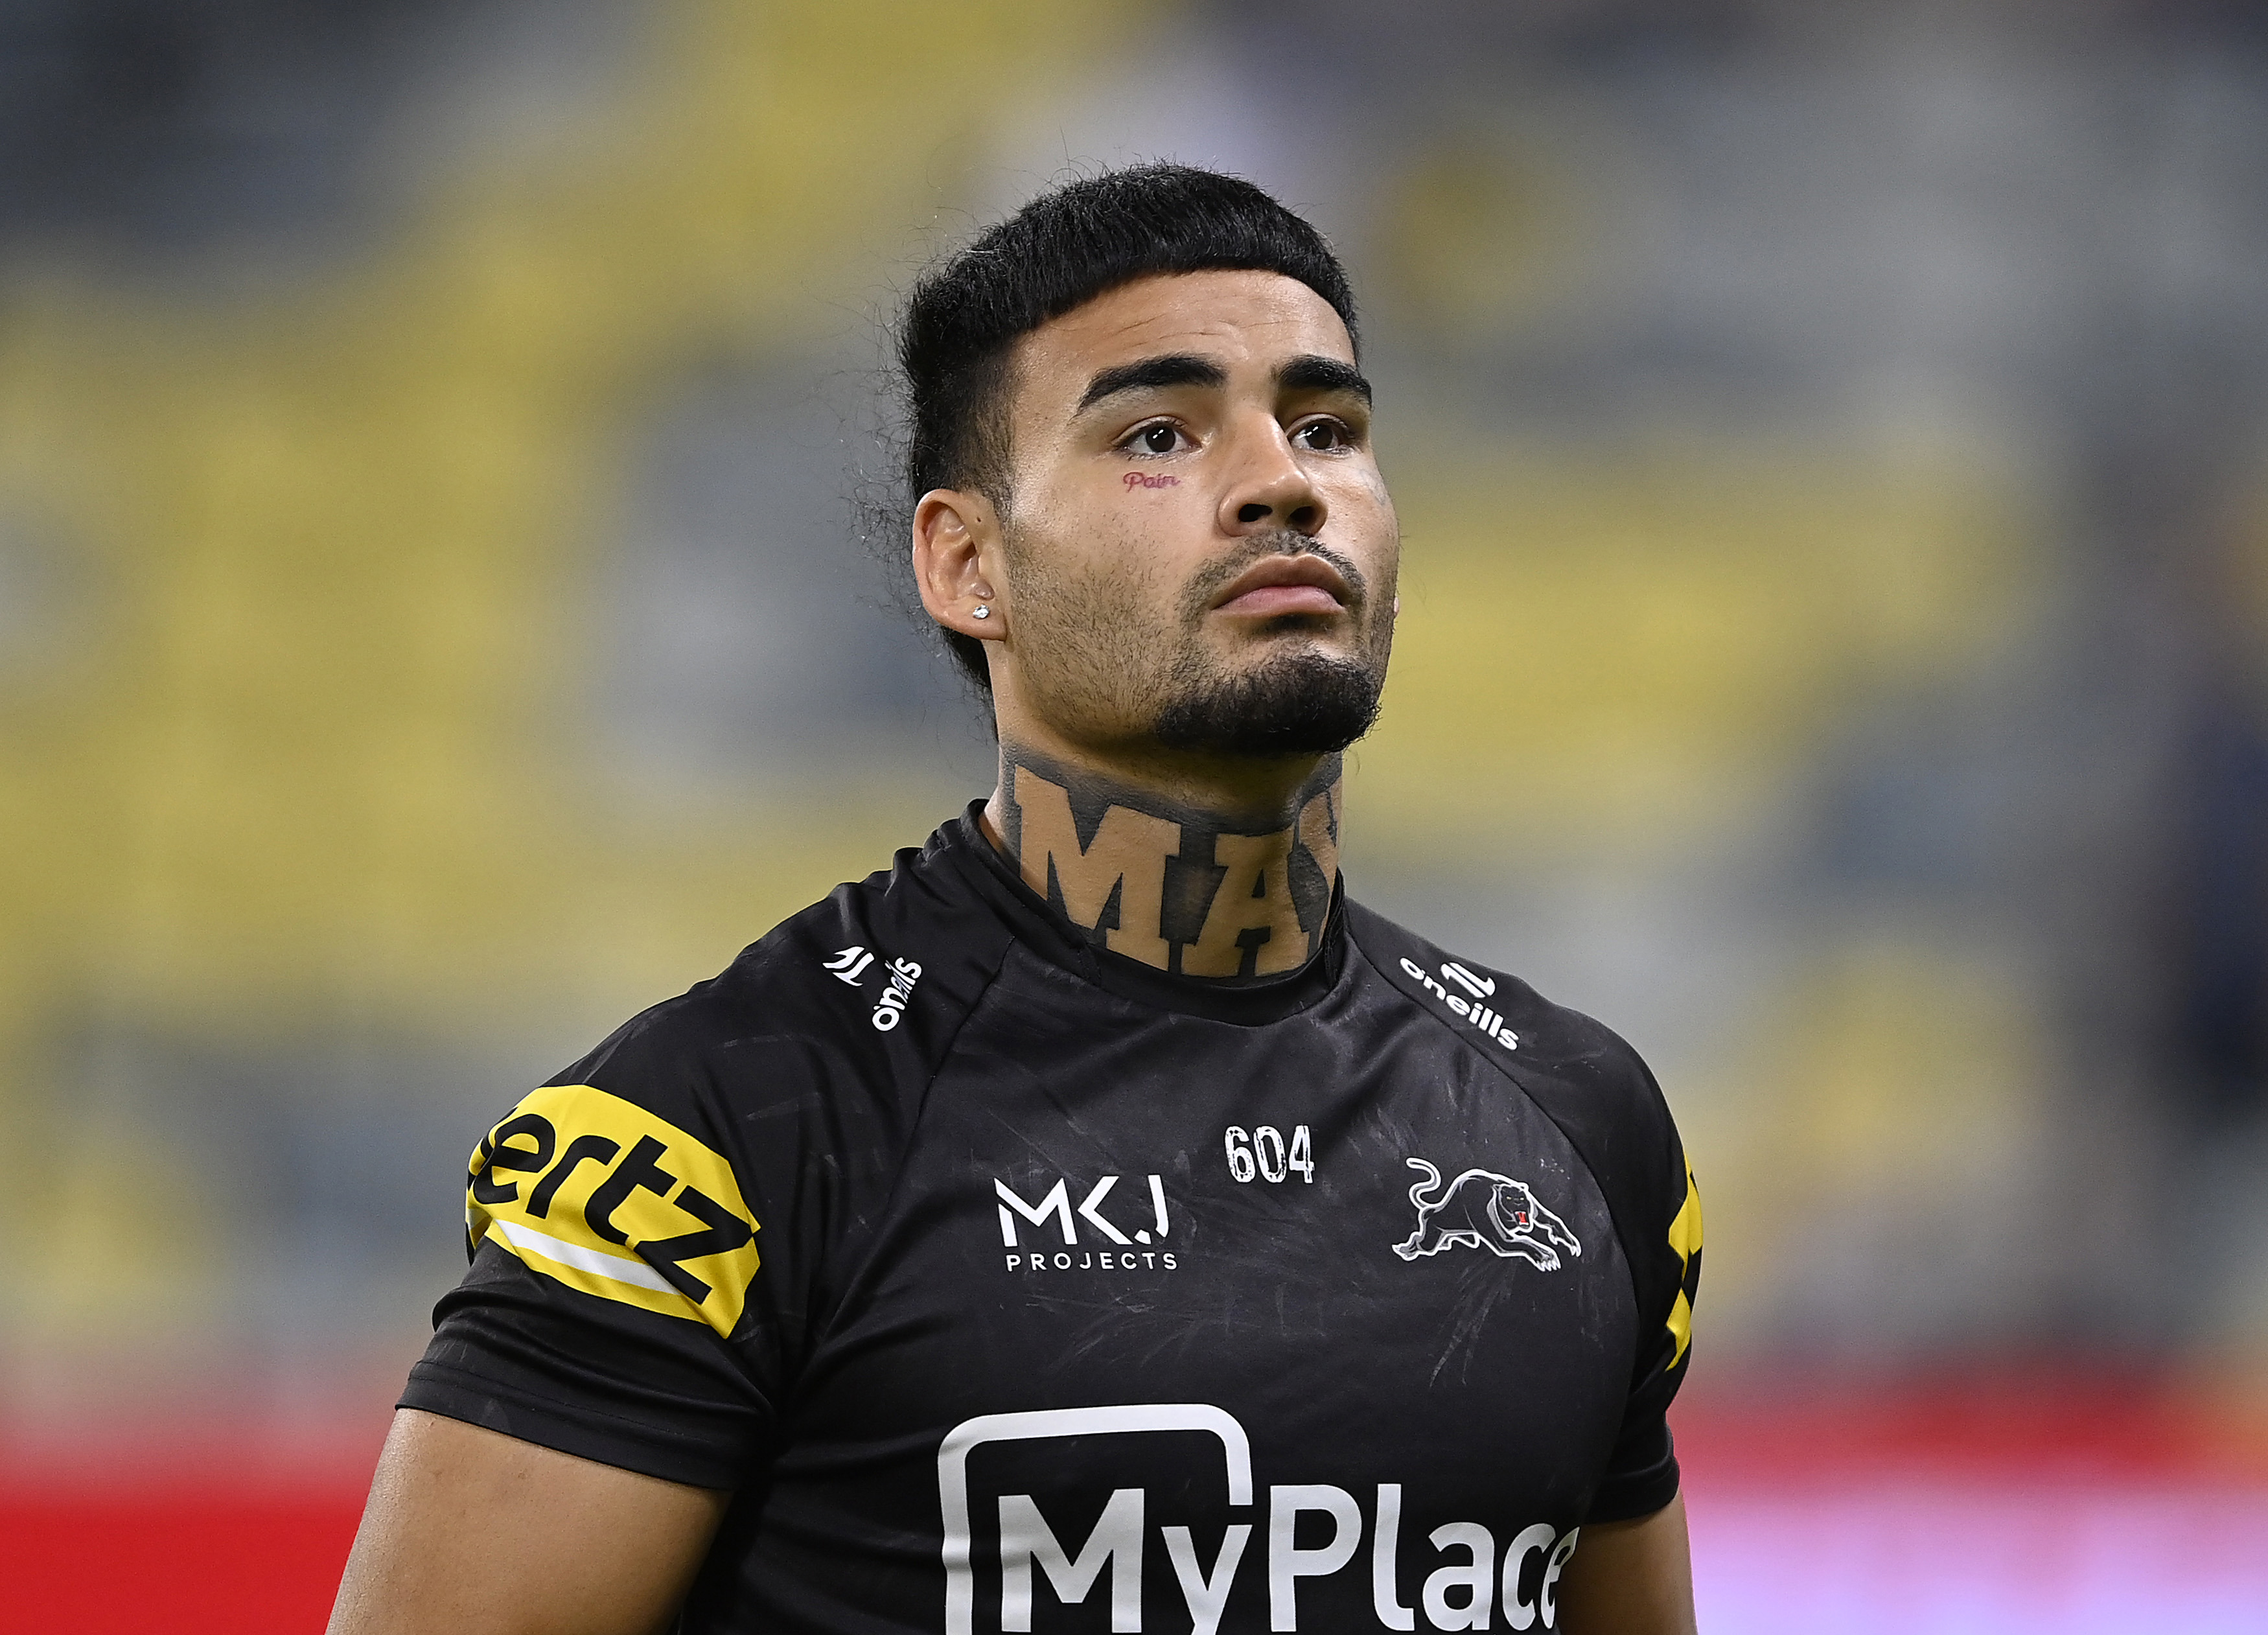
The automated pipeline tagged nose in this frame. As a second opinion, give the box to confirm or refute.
[1218,418,1327,539]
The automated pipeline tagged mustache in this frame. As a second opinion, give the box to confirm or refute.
[1179,529,1369,620]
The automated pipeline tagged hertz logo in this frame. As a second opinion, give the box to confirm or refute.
[466,1084,759,1334]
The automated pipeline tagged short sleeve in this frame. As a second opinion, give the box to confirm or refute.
[398,1077,776,1490]
[1584,1150,1702,1522]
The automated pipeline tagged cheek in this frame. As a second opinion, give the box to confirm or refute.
[1012,493,1179,614]
[1030,478,1204,568]
[1328,474,1399,568]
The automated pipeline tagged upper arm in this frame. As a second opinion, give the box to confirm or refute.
[327,1408,732,1635]
[1554,1492,1698,1635]
[1591,1140,1702,1518]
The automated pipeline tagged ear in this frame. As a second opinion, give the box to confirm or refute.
[910,489,1005,641]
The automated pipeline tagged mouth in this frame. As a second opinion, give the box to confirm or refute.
[1210,553,1352,620]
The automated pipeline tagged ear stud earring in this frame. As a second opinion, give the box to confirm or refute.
[973,605,991,620]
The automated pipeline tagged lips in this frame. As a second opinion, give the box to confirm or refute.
[1211,554,1351,618]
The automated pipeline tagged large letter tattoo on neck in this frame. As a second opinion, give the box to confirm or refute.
[999,750,1343,979]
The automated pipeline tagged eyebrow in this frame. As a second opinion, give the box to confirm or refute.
[1277,355,1372,403]
[1076,353,1227,412]
[1072,351,1374,415]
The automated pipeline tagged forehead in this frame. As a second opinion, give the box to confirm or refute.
[1012,270,1356,401]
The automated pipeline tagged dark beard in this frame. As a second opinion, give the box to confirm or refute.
[1153,644,1384,757]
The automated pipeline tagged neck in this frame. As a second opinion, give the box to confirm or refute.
[980,739,1343,979]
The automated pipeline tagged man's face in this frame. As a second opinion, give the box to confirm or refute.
[991,269,1399,759]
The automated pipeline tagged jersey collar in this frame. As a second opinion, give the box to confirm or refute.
[933,801,1348,1027]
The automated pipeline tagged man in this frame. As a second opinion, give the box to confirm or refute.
[330,165,1702,1635]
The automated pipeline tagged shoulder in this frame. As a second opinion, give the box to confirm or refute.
[1346,900,1702,1417]
[1344,901,1665,1106]
[472,835,1013,1240]
[1343,899,1683,1236]
[562,836,1017,1128]
[461,836,1017,1334]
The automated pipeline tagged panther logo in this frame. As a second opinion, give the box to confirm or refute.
[1391,1158,1581,1270]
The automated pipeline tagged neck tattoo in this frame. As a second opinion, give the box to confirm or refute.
[994,748,1343,979]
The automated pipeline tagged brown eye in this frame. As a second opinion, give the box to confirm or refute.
[1140,424,1177,454]
[1295,421,1345,451]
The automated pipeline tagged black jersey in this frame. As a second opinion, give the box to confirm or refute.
[403,806,1702,1634]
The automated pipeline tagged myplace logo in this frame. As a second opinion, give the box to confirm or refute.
[937,1404,1581,1634]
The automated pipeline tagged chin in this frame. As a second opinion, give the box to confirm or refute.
[1153,646,1385,758]
[1220,621,1358,668]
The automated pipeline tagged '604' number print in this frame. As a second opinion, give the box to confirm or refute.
[1223,1124,1313,1184]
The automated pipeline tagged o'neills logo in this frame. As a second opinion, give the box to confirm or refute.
[822,945,924,1032]
[938,1404,1581,1634]
[1400,958,1519,1049]
[870,955,923,1031]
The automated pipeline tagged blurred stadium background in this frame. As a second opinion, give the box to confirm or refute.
[2,0,2266,1629]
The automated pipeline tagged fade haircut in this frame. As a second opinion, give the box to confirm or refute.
[897,163,1359,693]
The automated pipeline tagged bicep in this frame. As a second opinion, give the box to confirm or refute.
[1554,1491,1697,1635]
[327,1408,732,1635]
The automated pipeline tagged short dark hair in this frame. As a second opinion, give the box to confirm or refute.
[896,163,1359,693]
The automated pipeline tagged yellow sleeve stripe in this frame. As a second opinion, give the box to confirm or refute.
[1666,1161,1701,1367]
[465,1083,761,1334]
[1669,1161,1702,1271]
